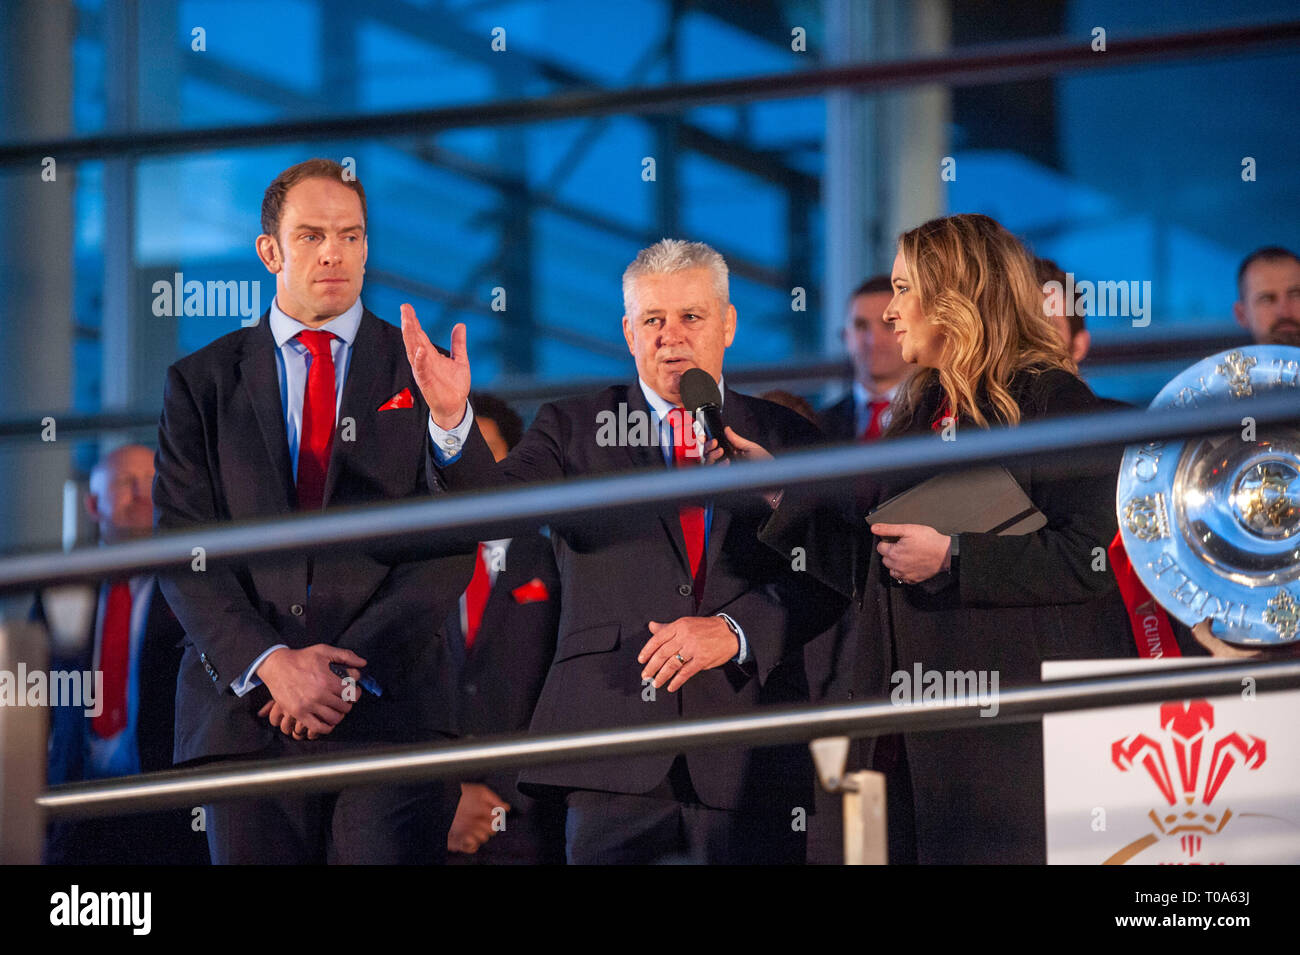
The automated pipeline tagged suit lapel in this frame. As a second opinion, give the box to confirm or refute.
[237,316,295,512]
[323,310,388,507]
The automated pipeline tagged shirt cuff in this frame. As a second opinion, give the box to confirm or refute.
[232,645,287,697]
[428,403,475,465]
[716,612,748,665]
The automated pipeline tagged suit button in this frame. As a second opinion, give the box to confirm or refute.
[291,604,305,616]
[465,684,477,695]
[678,583,692,597]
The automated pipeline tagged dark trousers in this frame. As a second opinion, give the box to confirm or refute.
[204,736,454,865]
[45,808,211,866]
[564,757,805,865]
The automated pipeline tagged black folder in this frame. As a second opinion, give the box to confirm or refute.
[866,465,1046,536]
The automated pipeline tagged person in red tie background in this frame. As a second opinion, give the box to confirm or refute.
[36,444,208,864]
[819,276,910,444]
[441,392,567,864]
[153,159,473,864]
[403,239,845,864]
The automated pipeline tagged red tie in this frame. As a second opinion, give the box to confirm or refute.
[296,330,337,511]
[666,408,707,608]
[860,398,889,442]
[463,543,492,650]
[92,581,131,738]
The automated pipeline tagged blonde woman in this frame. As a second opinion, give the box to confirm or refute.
[721,214,1125,864]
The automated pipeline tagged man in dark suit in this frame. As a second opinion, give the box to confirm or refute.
[443,393,566,864]
[39,444,207,864]
[153,159,473,864]
[400,239,844,864]
[820,276,907,444]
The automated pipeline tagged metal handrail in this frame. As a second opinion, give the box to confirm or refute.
[1,390,1295,593]
[2,22,1297,165]
[38,660,1300,818]
[0,332,1257,444]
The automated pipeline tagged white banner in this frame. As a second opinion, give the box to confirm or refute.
[1043,658,1300,864]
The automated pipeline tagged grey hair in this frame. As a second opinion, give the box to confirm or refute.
[622,238,730,314]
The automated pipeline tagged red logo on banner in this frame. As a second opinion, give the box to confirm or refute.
[1106,700,1266,864]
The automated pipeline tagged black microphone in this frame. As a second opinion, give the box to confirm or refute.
[679,367,735,460]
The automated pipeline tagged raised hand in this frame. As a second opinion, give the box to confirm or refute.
[399,303,471,429]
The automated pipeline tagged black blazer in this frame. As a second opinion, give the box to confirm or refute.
[431,382,846,811]
[818,391,857,444]
[36,581,185,785]
[153,309,475,764]
[444,531,562,800]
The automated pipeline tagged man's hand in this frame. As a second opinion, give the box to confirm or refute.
[1192,619,1300,659]
[638,617,739,692]
[871,522,951,584]
[256,699,318,741]
[399,304,471,430]
[447,783,511,855]
[255,644,367,739]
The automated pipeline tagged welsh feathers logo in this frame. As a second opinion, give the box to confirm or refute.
[1105,700,1266,864]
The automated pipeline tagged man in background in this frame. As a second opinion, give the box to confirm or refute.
[1035,256,1092,363]
[820,276,908,443]
[444,392,566,865]
[1234,246,1300,347]
[40,444,207,864]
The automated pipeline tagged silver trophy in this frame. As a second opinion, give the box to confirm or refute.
[1117,345,1300,645]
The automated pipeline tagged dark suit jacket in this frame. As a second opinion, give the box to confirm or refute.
[444,531,562,799]
[36,582,210,864]
[442,531,567,863]
[818,391,857,444]
[761,367,1127,862]
[430,382,846,811]
[153,308,475,764]
[36,581,184,785]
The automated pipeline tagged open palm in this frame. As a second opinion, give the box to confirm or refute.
[400,303,471,428]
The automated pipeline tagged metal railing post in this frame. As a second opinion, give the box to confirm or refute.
[0,620,48,863]
[812,735,888,865]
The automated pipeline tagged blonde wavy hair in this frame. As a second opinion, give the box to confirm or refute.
[884,214,1075,434]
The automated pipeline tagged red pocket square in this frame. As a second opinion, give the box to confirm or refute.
[378,388,414,411]
[512,578,550,604]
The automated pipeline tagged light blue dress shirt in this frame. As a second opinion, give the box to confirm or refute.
[429,378,749,664]
[233,298,366,697]
[852,381,899,437]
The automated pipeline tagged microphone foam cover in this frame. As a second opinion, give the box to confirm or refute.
[680,367,722,413]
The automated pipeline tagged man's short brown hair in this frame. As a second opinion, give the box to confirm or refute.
[261,159,367,240]
[1034,255,1085,337]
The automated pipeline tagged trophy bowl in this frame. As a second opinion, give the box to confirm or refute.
[1117,345,1300,645]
